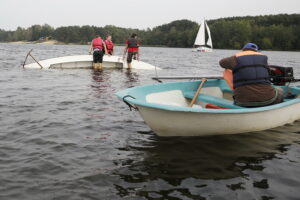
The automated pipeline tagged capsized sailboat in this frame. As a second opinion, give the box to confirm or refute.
[23,55,160,70]
[193,19,213,52]
[22,50,160,70]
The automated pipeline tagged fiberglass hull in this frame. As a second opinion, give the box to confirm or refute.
[24,55,159,70]
[116,80,300,137]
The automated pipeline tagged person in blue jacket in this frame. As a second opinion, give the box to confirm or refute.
[219,43,283,107]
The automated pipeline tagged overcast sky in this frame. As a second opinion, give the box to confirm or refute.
[0,0,299,30]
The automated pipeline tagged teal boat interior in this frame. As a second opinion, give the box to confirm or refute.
[116,80,300,113]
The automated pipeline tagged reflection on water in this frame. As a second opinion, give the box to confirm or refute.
[124,69,139,84]
[91,69,105,82]
[112,121,300,199]
[0,43,300,200]
[90,69,110,92]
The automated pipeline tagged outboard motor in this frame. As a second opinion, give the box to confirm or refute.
[269,65,295,86]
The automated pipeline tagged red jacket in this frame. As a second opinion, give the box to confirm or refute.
[126,38,140,52]
[92,37,103,49]
[105,40,114,50]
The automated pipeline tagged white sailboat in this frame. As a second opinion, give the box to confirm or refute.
[193,19,213,52]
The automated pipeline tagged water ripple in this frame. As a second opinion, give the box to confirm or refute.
[0,43,300,199]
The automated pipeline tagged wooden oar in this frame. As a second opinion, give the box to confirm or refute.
[189,78,207,107]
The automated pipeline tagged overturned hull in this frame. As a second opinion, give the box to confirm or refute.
[23,55,160,70]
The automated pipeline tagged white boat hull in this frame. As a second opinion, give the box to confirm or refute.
[116,80,300,137]
[192,47,213,52]
[24,55,160,70]
[137,103,300,136]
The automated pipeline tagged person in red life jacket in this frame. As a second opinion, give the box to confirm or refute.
[219,43,283,107]
[89,35,108,70]
[104,35,114,55]
[123,33,140,69]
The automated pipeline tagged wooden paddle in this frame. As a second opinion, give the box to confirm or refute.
[189,78,207,107]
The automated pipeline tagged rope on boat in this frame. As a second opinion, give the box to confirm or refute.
[122,95,138,111]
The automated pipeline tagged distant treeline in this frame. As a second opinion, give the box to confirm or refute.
[1,14,299,50]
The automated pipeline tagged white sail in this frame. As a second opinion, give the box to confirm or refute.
[194,19,205,46]
[193,18,213,52]
[205,21,213,48]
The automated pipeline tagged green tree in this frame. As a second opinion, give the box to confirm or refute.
[0,14,299,50]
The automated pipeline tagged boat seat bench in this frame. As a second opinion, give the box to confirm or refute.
[183,92,242,109]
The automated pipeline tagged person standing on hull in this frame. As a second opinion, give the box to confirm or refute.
[104,35,114,55]
[89,35,108,70]
[123,33,140,69]
[219,43,284,107]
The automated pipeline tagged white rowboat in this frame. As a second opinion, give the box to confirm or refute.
[116,80,300,137]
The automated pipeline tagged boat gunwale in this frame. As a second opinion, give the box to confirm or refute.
[116,80,300,114]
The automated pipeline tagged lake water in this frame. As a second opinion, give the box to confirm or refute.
[0,43,300,200]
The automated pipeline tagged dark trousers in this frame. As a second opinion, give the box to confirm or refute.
[93,50,103,63]
[127,52,137,63]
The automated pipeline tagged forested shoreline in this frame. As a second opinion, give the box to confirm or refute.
[1,14,299,50]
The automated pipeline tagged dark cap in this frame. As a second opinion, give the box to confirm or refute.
[242,43,259,51]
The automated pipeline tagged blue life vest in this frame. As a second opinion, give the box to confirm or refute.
[233,51,270,89]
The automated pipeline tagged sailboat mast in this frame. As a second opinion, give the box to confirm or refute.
[203,18,206,46]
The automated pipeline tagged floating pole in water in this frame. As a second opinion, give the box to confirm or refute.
[22,49,33,68]
[152,75,223,82]
[23,49,44,69]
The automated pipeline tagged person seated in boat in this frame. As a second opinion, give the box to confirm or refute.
[89,35,108,70]
[219,43,283,107]
[123,33,140,69]
[104,35,114,55]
